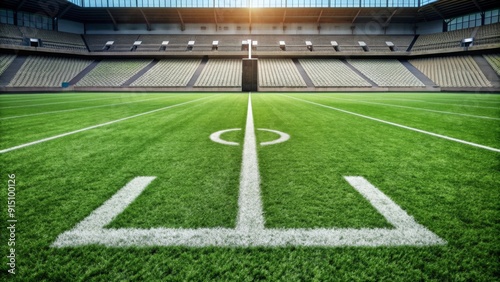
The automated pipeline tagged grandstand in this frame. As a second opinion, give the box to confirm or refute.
[131,59,201,87]
[0,0,499,92]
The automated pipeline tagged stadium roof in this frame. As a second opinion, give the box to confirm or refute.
[2,0,499,25]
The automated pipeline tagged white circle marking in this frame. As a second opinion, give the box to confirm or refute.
[210,128,241,146]
[258,129,290,146]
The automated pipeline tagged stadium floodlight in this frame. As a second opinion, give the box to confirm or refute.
[305,41,313,51]
[187,40,195,51]
[359,41,369,52]
[160,41,169,51]
[103,41,114,51]
[241,40,249,51]
[331,41,340,52]
[130,41,141,51]
[30,38,40,47]
[279,41,286,51]
[386,41,396,52]
[212,40,219,51]
[461,37,474,48]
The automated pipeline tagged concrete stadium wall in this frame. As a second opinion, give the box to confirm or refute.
[83,22,416,36]
[59,19,85,34]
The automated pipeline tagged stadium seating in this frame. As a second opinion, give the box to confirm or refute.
[474,22,500,46]
[194,59,241,87]
[76,59,152,86]
[258,58,307,87]
[347,59,425,87]
[8,56,93,87]
[0,24,24,46]
[483,54,500,76]
[298,59,371,87]
[18,27,87,51]
[412,27,474,51]
[0,54,16,76]
[131,59,201,87]
[409,56,492,87]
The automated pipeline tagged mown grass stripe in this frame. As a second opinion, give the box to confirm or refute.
[0,96,212,154]
[0,96,120,109]
[286,95,500,153]
[0,96,171,120]
[321,96,500,120]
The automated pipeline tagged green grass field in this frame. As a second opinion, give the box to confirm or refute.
[0,92,499,280]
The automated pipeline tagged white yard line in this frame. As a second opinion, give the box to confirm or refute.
[286,95,500,153]
[321,96,500,120]
[52,176,445,247]
[0,96,212,154]
[0,96,171,120]
[0,96,121,109]
[236,94,265,232]
[71,177,157,230]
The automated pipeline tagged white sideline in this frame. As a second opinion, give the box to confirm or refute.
[0,96,120,109]
[0,96,211,154]
[0,96,171,120]
[286,95,500,153]
[322,96,500,120]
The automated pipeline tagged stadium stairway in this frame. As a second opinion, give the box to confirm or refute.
[68,60,100,86]
[472,55,500,88]
[342,59,378,87]
[187,56,209,88]
[407,35,419,52]
[399,60,438,88]
[122,59,159,86]
[292,59,315,88]
[0,56,27,86]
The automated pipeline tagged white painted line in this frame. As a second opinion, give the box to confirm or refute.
[286,95,500,153]
[258,129,290,146]
[0,96,170,120]
[236,94,265,232]
[378,98,499,109]
[0,96,212,154]
[210,129,241,146]
[72,177,156,230]
[52,176,446,247]
[423,97,500,104]
[0,96,120,109]
[322,96,500,120]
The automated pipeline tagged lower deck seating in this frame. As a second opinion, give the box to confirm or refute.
[347,59,425,87]
[258,59,306,87]
[8,56,93,87]
[0,54,16,76]
[195,59,241,87]
[409,56,492,87]
[131,59,201,87]
[484,54,500,76]
[299,59,370,87]
[76,59,152,87]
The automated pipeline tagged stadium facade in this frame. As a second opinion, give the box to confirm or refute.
[0,0,499,92]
